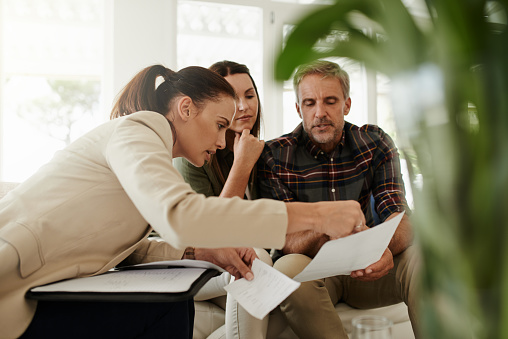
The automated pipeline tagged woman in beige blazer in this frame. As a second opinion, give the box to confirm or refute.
[0,64,365,338]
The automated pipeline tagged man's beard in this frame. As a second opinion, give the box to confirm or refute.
[307,119,343,146]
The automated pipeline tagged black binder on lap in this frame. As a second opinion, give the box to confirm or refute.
[26,260,223,303]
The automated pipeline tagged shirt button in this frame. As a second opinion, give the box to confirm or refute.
[331,188,336,193]
[314,156,318,159]
[330,158,334,162]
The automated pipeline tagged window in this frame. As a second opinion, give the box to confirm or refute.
[0,0,103,182]
[0,0,419,204]
[177,1,263,85]
[177,1,264,130]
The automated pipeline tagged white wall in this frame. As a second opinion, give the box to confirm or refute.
[103,0,178,117]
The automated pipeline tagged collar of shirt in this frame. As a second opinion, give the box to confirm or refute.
[297,124,345,160]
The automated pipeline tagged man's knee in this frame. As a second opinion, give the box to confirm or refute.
[273,254,312,279]
[254,248,273,266]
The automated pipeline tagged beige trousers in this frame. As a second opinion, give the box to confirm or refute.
[273,246,420,339]
[194,248,273,339]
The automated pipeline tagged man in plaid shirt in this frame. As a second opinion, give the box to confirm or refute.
[257,60,419,338]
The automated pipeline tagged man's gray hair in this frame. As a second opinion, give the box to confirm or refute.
[293,60,350,102]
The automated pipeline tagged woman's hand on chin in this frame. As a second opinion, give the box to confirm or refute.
[232,129,264,172]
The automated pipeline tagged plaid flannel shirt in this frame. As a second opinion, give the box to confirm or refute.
[257,122,409,226]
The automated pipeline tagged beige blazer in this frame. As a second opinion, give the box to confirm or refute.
[0,111,287,338]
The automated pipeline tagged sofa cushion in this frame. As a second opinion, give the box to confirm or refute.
[194,301,226,339]
[259,302,412,339]
[335,302,411,334]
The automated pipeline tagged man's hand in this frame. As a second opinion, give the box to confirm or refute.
[350,248,394,281]
[194,247,257,281]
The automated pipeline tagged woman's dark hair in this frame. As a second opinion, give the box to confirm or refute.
[208,60,262,192]
[209,61,262,138]
[110,64,236,119]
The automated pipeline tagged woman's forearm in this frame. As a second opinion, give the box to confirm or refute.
[285,201,364,239]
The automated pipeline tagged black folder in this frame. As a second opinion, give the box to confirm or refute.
[26,260,223,303]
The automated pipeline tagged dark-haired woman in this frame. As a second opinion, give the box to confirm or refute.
[175,61,270,338]
[0,64,365,339]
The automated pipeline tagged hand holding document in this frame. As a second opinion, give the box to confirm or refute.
[223,213,404,319]
[224,259,300,320]
[29,214,403,318]
[293,212,404,282]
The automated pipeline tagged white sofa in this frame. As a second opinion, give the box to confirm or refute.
[194,299,414,339]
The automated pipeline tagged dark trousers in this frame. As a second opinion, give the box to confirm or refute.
[20,299,195,339]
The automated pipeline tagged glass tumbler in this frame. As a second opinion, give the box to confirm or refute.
[351,315,393,339]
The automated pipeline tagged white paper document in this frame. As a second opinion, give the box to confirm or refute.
[293,212,404,282]
[224,259,301,320]
[30,260,225,294]
[31,268,208,293]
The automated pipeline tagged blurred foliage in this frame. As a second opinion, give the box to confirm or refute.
[17,79,100,145]
[276,0,508,338]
